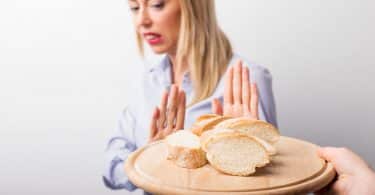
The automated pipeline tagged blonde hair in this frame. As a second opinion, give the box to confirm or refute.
[136,0,233,106]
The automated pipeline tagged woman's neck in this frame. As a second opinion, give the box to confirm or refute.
[168,54,189,87]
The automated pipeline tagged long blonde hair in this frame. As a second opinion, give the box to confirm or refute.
[136,0,233,106]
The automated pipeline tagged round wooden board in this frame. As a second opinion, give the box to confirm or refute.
[125,136,336,195]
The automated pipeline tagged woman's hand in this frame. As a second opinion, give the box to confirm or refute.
[212,60,259,119]
[149,84,186,143]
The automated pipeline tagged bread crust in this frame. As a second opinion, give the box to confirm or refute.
[214,118,280,144]
[190,116,232,136]
[167,144,207,169]
[165,130,207,169]
[195,114,221,123]
[204,132,270,176]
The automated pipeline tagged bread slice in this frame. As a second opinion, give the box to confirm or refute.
[165,130,207,169]
[190,115,231,136]
[201,129,277,156]
[202,130,270,176]
[195,114,222,123]
[214,118,280,144]
[251,135,277,155]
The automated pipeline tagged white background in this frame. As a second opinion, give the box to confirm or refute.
[1,0,374,194]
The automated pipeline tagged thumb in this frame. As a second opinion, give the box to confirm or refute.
[211,98,223,115]
[317,147,364,175]
[317,147,344,174]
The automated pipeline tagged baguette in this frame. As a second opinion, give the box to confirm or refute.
[201,129,277,155]
[195,114,222,123]
[214,118,280,144]
[190,115,231,136]
[202,130,270,176]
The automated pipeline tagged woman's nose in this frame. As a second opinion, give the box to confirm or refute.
[136,8,152,27]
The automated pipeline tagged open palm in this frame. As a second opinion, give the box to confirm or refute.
[212,60,259,119]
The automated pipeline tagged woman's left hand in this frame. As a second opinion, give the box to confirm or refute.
[211,60,259,119]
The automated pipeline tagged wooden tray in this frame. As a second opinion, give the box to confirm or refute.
[125,136,336,194]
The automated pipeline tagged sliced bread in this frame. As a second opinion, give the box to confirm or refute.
[201,129,277,156]
[190,115,231,136]
[195,114,222,123]
[165,130,207,169]
[214,118,280,144]
[202,130,270,176]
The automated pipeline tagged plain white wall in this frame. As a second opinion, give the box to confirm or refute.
[0,0,374,195]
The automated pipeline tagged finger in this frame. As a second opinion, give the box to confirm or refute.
[325,178,345,195]
[233,61,242,104]
[250,83,259,119]
[242,66,251,114]
[317,147,345,174]
[330,184,342,195]
[158,90,169,129]
[175,90,186,131]
[317,147,333,161]
[318,147,371,176]
[166,85,178,132]
[224,66,234,105]
[318,147,359,176]
[149,107,160,142]
[211,98,223,115]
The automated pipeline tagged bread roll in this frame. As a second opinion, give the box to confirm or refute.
[165,130,207,169]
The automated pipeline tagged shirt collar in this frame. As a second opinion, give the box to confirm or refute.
[148,55,192,91]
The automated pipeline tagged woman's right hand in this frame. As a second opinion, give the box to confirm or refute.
[148,84,186,143]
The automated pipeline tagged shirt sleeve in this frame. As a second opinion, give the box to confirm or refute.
[103,106,138,191]
[251,65,278,128]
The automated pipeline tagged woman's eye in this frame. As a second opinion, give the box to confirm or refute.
[151,2,164,9]
[130,6,139,12]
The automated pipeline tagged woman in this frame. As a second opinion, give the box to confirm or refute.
[103,0,277,191]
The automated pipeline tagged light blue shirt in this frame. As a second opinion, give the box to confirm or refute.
[103,54,277,191]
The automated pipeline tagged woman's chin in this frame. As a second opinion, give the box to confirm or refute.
[151,50,165,55]
[149,47,167,55]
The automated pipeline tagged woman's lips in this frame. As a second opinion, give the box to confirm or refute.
[143,32,163,45]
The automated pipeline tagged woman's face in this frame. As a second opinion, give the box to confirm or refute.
[128,0,181,55]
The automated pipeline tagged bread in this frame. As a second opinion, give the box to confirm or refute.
[165,130,207,169]
[190,115,231,136]
[214,118,280,144]
[195,114,222,123]
[166,116,279,174]
[202,130,270,176]
[251,135,277,155]
[201,129,277,156]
